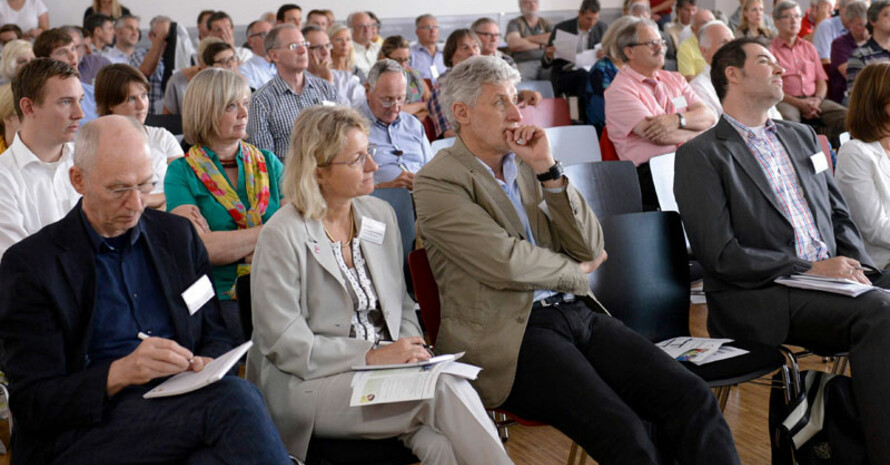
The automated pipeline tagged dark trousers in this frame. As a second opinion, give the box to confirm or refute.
[50,377,292,465]
[636,162,660,211]
[499,301,740,465]
[554,67,590,123]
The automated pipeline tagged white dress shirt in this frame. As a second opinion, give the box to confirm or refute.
[239,54,277,90]
[690,64,783,124]
[352,41,380,76]
[835,139,890,268]
[0,134,80,259]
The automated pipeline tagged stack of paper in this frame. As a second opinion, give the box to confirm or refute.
[775,274,888,297]
[349,352,481,406]
[143,341,253,399]
[656,337,749,365]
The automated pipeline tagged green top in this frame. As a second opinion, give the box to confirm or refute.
[164,145,285,300]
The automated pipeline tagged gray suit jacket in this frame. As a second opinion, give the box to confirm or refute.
[246,198,422,459]
[413,137,605,408]
[674,116,872,345]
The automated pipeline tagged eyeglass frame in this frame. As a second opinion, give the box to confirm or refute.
[628,39,668,50]
[102,177,158,199]
[323,145,378,167]
[213,55,239,66]
[279,41,310,51]
[308,42,334,52]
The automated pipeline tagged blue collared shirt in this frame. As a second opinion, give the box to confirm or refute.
[409,42,446,81]
[813,16,847,60]
[239,54,277,90]
[359,100,433,183]
[81,82,98,125]
[81,211,175,364]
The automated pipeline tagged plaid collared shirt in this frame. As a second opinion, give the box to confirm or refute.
[247,73,343,160]
[130,48,164,115]
[724,114,829,261]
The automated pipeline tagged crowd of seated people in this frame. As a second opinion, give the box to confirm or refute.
[3,1,890,464]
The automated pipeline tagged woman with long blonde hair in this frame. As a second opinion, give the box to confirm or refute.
[735,0,774,39]
[328,23,366,81]
[83,0,129,21]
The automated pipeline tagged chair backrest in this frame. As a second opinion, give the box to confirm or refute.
[564,161,642,219]
[407,249,441,344]
[145,114,183,136]
[368,188,416,261]
[430,136,456,154]
[545,125,601,165]
[516,79,555,99]
[599,125,620,161]
[648,152,678,213]
[588,211,690,342]
[421,115,438,143]
[236,274,252,342]
[519,97,572,128]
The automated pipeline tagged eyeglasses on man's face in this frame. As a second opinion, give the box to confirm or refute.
[102,178,157,199]
[629,39,668,50]
[280,41,310,51]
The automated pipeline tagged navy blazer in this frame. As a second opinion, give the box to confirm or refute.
[0,203,234,465]
[674,117,872,344]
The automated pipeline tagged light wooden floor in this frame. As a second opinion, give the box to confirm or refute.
[0,303,840,465]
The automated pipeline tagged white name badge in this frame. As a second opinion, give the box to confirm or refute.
[430,65,440,80]
[671,96,688,110]
[811,152,829,174]
[358,217,386,245]
[321,100,336,107]
[182,274,214,316]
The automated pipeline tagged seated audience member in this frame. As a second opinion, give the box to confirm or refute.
[166,68,284,343]
[473,17,518,69]
[413,55,741,465]
[801,0,835,40]
[239,20,276,90]
[203,42,241,75]
[248,24,342,159]
[836,63,890,269]
[83,0,129,22]
[0,23,22,45]
[0,59,83,259]
[367,11,384,46]
[100,15,169,114]
[626,1,679,70]
[206,11,253,64]
[0,84,18,152]
[729,0,777,32]
[95,64,183,209]
[0,39,33,85]
[690,21,735,118]
[62,25,111,86]
[586,15,638,128]
[735,0,775,39]
[0,115,292,465]
[0,0,48,41]
[328,23,367,82]
[276,3,302,27]
[303,25,364,107]
[247,104,514,465]
[506,0,554,81]
[410,14,447,80]
[32,28,98,123]
[846,1,890,96]
[544,0,607,117]
[814,0,856,63]
[428,29,481,138]
[162,36,222,115]
[84,13,114,54]
[379,35,431,119]
[771,1,847,138]
[829,1,869,104]
[605,18,715,208]
[306,9,330,30]
[665,0,697,49]
[677,9,715,80]
[348,11,380,76]
[195,9,213,44]
[360,59,433,189]
[674,37,890,465]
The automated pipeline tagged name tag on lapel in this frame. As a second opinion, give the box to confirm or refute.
[182,275,214,315]
[671,96,688,110]
[811,152,829,174]
[358,216,386,245]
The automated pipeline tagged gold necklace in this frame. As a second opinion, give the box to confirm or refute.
[322,213,356,246]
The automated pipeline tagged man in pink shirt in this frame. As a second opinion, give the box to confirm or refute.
[605,17,715,208]
[770,0,847,138]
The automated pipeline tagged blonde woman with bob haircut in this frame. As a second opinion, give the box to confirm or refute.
[0,39,34,84]
[0,83,19,152]
[164,67,285,343]
[247,105,515,465]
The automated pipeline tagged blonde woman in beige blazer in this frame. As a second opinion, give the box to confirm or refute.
[246,105,514,465]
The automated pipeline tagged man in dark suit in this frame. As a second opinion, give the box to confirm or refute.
[674,37,890,464]
[0,115,291,465]
[543,0,607,122]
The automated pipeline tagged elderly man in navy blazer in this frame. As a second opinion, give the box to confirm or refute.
[674,37,890,464]
[0,115,291,465]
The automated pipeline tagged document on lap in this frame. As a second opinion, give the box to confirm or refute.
[143,341,253,399]
[775,274,890,298]
[349,353,480,407]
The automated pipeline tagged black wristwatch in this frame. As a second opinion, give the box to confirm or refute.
[536,161,564,182]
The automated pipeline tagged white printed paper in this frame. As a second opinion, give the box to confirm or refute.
[143,341,252,398]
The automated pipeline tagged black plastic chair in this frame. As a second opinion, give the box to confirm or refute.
[145,114,183,136]
[368,188,416,296]
[234,275,419,465]
[564,161,642,219]
[588,212,788,410]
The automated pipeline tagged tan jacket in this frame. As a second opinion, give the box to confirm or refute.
[246,199,422,459]
[413,137,605,408]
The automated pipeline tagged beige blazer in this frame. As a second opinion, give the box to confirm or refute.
[413,137,605,408]
[246,197,422,458]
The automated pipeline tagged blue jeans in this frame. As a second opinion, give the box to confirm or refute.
[50,377,291,465]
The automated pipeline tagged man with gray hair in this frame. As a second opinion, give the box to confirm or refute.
[303,25,364,107]
[828,0,869,103]
[0,115,294,465]
[239,19,276,90]
[689,21,735,118]
[348,11,380,76]
[413,55,741,465]
[845,0,890,95]
[100,15,170,114]
[814,0,858,62]
[410,14,446,80]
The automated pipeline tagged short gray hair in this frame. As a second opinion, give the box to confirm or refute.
[441,55,520,132]
[265,23,298,54]
[630,2,651,16]
[115,14,140,29]
[601,15,639,61]
[74,115,146,171]
[415,14,435,27]
[616,17,654,62]
[697,20,731,48]
[367,59,407,92]
[773,1,800,20]
[845,0,868,20]
[150,15,171,30]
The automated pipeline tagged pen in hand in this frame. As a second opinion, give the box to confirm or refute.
[138,331,195,364]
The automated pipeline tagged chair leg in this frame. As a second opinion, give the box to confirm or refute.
[566,441,587,465]
[831,355,849,375]
[712,385,733,412]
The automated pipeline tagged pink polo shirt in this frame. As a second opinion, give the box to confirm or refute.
[604,66,699,166]
[770,36,827,97]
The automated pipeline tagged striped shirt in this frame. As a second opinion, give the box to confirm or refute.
[845,37,890,97]
[723,114,829,261]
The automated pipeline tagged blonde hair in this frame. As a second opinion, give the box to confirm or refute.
[602,16,639,62]
[283,106,369,220]
[738,0,773,38]
[196,36,224,66]
[0,40,32,81]
[92,0,122,18]
[182,68,250,147]
[327,23,356,70]
[0,83,15,141]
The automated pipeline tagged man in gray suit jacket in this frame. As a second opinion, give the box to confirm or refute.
[414,55,740,465]
[675,37,890,464]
